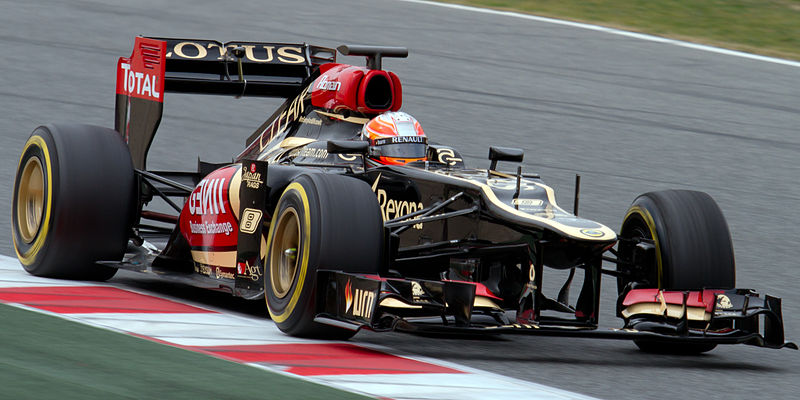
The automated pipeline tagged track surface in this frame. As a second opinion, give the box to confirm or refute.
[1,1,798,399]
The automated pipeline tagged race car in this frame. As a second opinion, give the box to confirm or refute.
[12,37,795,353]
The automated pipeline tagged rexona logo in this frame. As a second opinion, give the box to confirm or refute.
[371,174,424,230]
[188,178,227,216]
[345,280,375,320]
[119,63,160,99]
[316,75,341,91]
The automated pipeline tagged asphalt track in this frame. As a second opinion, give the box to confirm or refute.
[1,0,798,399]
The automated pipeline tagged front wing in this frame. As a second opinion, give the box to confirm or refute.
[313,271,796,350]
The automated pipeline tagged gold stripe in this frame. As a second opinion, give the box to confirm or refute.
[473,296,503,310]
[278,137,316,148]
[621,303,710,321]
[531,182,572,215]
[229,166,242,220]
[267,182,311,323]
[379,297,423,309]
[190,250,236,268]
[191,244,266,269]
[316,110,370,125]
[257,137,317,162]
[15,135,53,265]
[437,172,616,241]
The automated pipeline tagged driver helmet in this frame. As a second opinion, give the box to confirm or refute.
[361,111,427,166]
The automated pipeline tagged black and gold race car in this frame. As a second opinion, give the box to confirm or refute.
[11,37,795,353]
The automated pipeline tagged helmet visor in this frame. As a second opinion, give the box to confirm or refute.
[375,143,427,158]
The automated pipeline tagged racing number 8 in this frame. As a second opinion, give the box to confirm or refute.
[240,208,263,234]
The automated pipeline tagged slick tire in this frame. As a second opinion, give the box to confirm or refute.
[12,124,135,281]
[618,190,735,354]
[265,173,383,339]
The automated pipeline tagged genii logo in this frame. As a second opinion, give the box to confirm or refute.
[188,178,227,216]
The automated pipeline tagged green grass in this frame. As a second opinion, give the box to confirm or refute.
[0,303,370,400]
[440,0,800,61]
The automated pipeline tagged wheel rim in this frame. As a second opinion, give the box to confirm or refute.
[270,207,300,298]
[17,156,45,244]
[618,216,658,291]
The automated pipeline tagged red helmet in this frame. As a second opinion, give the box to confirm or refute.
[361,111,427,166]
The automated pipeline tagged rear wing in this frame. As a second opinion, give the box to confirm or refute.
[115,37,336,169]
[152,37,336,97]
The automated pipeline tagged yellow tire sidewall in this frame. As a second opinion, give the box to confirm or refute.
[14,135,53,266]
[266,182,312,324]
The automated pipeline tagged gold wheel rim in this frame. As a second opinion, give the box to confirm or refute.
[17,157,45,244]
[270,207,300,298]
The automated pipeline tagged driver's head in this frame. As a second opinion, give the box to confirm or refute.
[361,111,427,166]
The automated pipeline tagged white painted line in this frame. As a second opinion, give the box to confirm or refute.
[399,0,800,68]
[73,312,316,346]
[0,260,93,287]
[313,372,596,400]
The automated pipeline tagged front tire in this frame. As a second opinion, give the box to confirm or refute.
[12,124,135,280]
[618,190,735,354]
[265,173,383,339]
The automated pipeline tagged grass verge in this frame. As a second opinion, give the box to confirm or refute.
[439,0,800,61]
[0,303,369,400]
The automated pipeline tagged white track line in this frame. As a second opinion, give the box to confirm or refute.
[399,0,800,68]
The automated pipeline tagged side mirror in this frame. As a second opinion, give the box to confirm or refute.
[488,146,524,171]
[327,140,369,155]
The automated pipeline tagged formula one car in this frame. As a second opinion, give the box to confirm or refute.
[12,37,795,353]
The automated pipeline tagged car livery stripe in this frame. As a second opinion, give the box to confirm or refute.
[0,255,600,400]
[434,171,617,241]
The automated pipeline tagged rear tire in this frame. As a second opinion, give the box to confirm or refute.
[618,190,735,354]
[265,173,383,339]
[12,124,135,280]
